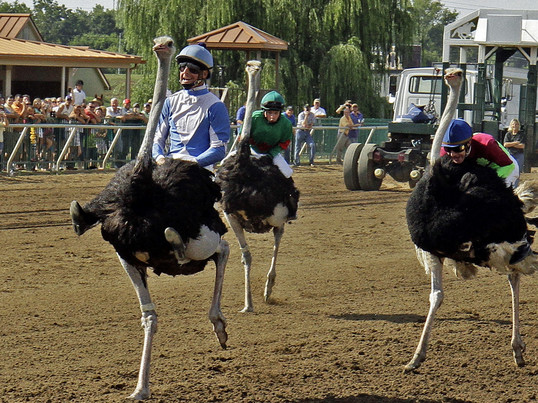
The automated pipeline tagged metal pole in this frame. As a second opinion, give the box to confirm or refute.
[102,128,123,168]
[54,127,78,173]
[6,127,28,175]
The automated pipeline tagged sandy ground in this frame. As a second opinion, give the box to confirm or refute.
[1,165,538,402]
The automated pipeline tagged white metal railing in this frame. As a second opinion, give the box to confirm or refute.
[1,122,389,175]
[3,123,145,175]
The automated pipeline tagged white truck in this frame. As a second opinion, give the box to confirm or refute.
[391,66,529,129]
[343,9,538,191]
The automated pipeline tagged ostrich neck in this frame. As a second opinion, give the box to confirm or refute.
[239,63,261,144]
[430,82,462,164]
[134,54,172,170]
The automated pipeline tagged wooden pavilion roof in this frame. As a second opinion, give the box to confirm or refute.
[0,13,42,41]
[187,21,288,52]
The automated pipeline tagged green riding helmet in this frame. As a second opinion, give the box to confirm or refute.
[261,91,285,111]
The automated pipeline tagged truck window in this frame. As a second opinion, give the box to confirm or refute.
[409,76,442,94]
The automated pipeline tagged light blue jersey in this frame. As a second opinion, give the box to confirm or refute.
[152,85,230,168]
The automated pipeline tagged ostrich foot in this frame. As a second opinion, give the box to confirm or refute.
[128,388,150,400]
[403,353,425,373]
[264,275,275,302]
[164,227,190,264]
[209,309,228,349]
[70,200,96,236]
[240,306,254,313]
[512,339,526,367]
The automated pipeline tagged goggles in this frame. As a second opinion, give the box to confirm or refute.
[178,62,202,75]
[443,144,466,153]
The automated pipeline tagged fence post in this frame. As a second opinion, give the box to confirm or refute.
[6,127,29,176]
[54,127,78,173]
[102,128,123,169]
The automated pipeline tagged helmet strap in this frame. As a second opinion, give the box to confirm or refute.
[465,142,471,157]
[180,69,208,89]
[182,79,204,90]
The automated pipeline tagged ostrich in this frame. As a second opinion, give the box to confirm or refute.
[216,61,299,312]
[69,36,229,400]
[404,67,538,372]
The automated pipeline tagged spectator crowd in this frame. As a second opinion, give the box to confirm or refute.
[0,82,152,171]
[0,84,366,172]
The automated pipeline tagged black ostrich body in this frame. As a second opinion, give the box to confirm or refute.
[404,67,538,373]
[82,159,227,276]
[407,155,529,265]
[215,59,298,312]
[69,36,230,400]
[216,140,299,233]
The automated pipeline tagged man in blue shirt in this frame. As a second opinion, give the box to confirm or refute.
[152,43,230,170]
[348,103,363,143]
[283,105,296,163]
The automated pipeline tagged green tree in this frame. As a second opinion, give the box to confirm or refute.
[0,1,31,12]
[410,0,458,67]
[31,0,75,44]
[117,0,415,117]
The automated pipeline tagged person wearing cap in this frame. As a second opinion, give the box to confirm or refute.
[283,106,296,163]
[142,102,151,119]
[55,95,73,119]
[349,103,363,140]
[335,100,353,115]
[294,104,316,166]
[71,80,86,106]
[311,98,326,118]
[152,43,229,170]
[241,90,293,178]
[440,118,519,187]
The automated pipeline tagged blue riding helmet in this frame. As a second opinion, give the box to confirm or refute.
[442,118,473,146]
[176,44,213,78]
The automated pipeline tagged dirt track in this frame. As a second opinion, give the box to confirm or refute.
[1,165,538,402]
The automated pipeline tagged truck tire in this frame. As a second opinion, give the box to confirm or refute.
[343,143,363,190]
[358,143,383,191]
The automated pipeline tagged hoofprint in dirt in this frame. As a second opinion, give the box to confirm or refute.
[1,165,537,402]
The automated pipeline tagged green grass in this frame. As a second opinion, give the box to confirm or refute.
[102,73,145,104]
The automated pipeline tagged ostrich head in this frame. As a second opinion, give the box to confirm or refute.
[238,60,262,144]
[430,67,465,164]
[443,68,464,89]
[153,36,176,60]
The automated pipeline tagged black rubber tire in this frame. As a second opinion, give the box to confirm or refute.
[343,143,363,190]
[358,143,383,191]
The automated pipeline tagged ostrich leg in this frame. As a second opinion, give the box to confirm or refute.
[404,249,444,372]
[209,240,230,348]
[508,272,526,366]
[264,225,284,301]
[224,213,254,312]
[118,256,157,400]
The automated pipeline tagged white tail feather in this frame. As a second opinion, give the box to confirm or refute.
[514,180,538,215]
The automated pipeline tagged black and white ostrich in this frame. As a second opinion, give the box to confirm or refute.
[216,61,299,312]
[69,36,229,400]
[405,68,538,372]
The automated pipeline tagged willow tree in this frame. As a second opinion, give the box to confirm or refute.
[116,0,414,117]
[319,40,372,113]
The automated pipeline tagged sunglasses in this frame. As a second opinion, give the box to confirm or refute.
[178,62,201,75]
[443,144,466,153]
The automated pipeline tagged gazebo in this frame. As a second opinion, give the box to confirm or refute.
[187,21,288,90]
